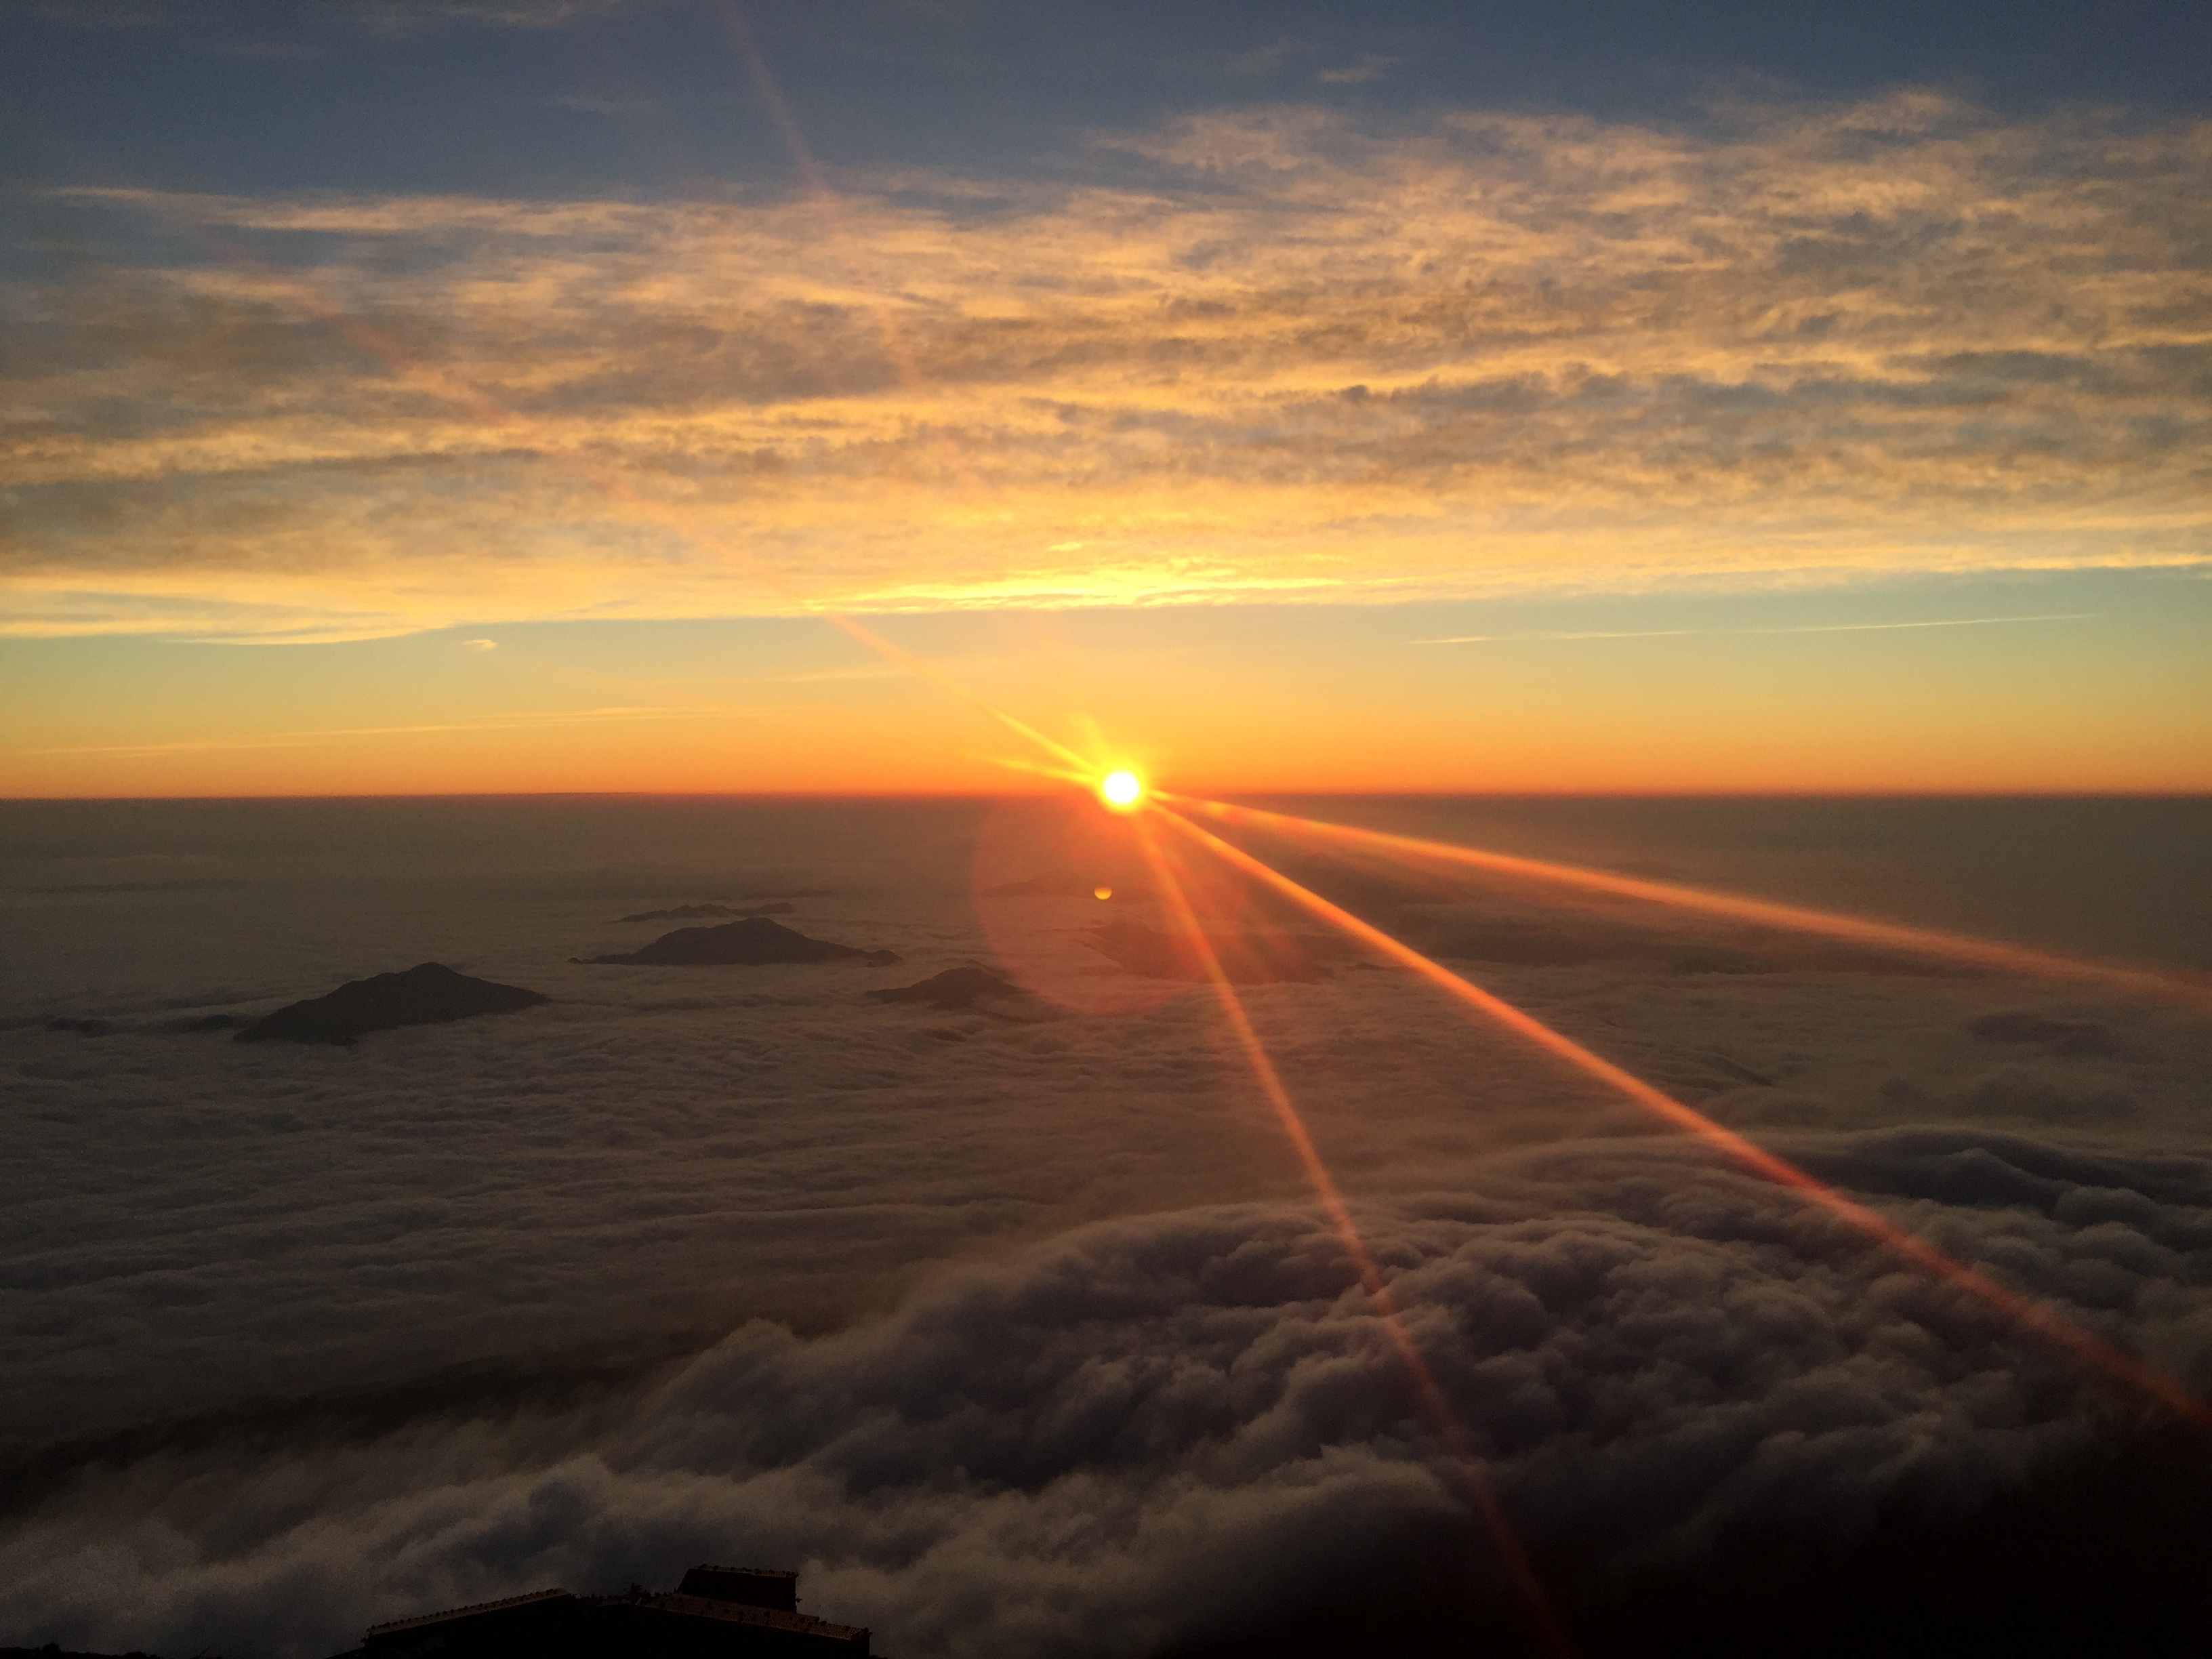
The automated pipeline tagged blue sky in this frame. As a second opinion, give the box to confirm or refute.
[11,3,2209,201]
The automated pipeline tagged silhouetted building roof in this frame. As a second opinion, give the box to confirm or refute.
[365,1590,573,1642]
[593,1593,866,1654]
[361,1591,578,1659]
[674,1569,798,1613]
[344,1565,869,1659]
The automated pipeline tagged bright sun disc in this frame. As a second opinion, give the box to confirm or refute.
[1099,769,1144,809]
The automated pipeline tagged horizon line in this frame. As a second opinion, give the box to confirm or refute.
[4,787,2210,805]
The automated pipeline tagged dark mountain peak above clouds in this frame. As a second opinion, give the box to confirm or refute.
[580,918,899,967]
[867,964,1034,1014]
[613,901,796,923]
[233,964,548,1048]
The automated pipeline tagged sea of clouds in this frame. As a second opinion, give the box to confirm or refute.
[3,796,2208,1656]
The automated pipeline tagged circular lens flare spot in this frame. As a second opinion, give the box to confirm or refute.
[1099,769,1145,811]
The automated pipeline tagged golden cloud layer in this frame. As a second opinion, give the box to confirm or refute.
[3,92,2208,637]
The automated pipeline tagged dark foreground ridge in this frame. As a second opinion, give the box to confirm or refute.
[340,1563,874,1659]
[234,964,548,1047]
[1157,1419,2212,1659]
[580,918,899,967]
[8,1425,2209,1659]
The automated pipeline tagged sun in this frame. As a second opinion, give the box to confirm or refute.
[1099,769,1145,811]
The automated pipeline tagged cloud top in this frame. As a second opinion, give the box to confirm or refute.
[5,1130,2210,1658]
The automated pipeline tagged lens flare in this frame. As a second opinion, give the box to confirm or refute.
[1153,802,2212,1434]
[1132,821,1572,1657]
[1165,795,2212,1012]
[1099,769,1145,810]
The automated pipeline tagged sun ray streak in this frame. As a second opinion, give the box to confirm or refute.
[95,14,1113,783]
[1134,820,1575,1658]
[1166,797,2212,1013]
[110,200,1095,783]
[720,0,981,502]
[1150,803,2212,1433]
[972,750,1097,787]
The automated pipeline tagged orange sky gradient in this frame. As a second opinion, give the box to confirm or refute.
[5,94,2209,796]
[7,580,2207,796]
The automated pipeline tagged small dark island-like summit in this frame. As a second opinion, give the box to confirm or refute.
[234,964,550,1047]
[579,916,899,967]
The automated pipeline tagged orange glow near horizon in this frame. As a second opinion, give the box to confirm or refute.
[1150,800,2212,1435]
[1133,818,1573,1657]
[14,594,2209,797]
[33,84,1103,810]
[78,210,1111,806]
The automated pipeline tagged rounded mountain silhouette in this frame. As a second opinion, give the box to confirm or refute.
[580,916,899,966]
[234,962,550,1046]
[867,965,1018,1010]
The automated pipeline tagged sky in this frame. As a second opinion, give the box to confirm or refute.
[3,0,2209,794]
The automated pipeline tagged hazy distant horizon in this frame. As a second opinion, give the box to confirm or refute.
[18,783,2207,803]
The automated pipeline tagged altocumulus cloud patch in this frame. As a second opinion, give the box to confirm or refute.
[6,94,2209,638]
